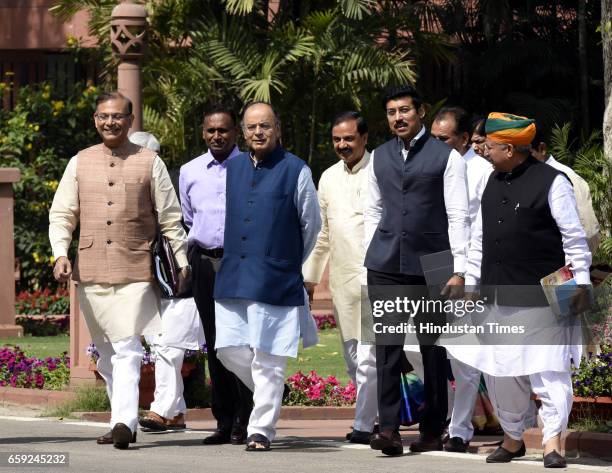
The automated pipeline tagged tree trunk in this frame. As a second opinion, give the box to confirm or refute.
[603,0,612,160]
[307,87,318,167]
[578,0,589,132]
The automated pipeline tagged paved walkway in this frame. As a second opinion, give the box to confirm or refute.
[0,407,610,473]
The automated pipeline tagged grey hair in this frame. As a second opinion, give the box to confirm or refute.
[129,131,161,153]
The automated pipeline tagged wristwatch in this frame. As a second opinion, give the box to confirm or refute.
[452,272,465,279]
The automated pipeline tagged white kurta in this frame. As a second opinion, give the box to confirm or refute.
[215,165,321,357]
[146,298,206,350]
[49,153,188,343]
[545,155,600,253]
[302,152,370,341]
[446,175,591,376]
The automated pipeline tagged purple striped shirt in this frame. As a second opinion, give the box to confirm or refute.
[179,146,241,249]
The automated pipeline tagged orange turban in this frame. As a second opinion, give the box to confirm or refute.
[485,112,536,146]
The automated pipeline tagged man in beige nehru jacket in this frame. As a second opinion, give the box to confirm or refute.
[49,92,189,449]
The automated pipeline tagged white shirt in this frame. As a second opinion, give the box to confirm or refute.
[545,155,600,254]
[364,126,471,272]
[465,174,592,286]
[463,147,493,233]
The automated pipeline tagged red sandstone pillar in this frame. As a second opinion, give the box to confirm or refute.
[0,168,23,337]
[111,2,147,132]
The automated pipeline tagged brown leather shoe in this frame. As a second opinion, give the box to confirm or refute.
[166,413,186,430]
[409,433,443,452]
[97,429,136,445]
[139,411,167,432]
[370,429,403,456]
[112,423,134,450]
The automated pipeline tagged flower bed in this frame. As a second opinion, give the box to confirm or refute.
[14,315,69,336]
[284,370,355,406]
[15,288,70,316]
[0,346,70,390]
[313,313,337,330]
[572,345,612,398]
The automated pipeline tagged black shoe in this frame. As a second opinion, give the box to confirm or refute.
[370,429,403,456]
[346,429,372,444]
[231,425,248,445]
[444,436,470,453]
[543,450,567,468]
[97,429,136,445]
[112,423,133,450]
[202,429,231,445]
[486,443,526,463]
[282,384,290,401]
[409,433,443,452]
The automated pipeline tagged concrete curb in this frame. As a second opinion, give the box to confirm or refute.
[523,427,612,461]
[75,406,356,422]
[0,386,76,408]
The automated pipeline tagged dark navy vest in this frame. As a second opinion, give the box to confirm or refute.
[364,132,452,275]
[481,156,566,306]
[214,146,305,306]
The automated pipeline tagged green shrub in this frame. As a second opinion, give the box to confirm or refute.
[0,82,99,291]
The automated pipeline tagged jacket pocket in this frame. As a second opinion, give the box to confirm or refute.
[78,236,94,250]
[126,237,151,251]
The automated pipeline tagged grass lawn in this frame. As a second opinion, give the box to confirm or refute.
[1,329,351,385]
[0,333,69,359]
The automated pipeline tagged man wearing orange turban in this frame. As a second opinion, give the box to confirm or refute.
[446,113,592,468]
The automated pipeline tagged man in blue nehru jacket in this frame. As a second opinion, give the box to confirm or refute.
[364,86,470,456]
[213,102,321,451]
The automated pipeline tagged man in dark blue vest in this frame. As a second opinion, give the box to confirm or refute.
[364,86,470,455]
[213,102,321,451]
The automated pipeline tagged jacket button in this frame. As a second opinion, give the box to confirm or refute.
[107,201,113,206]
[402,210,407,216]
[401,231,407,237]
[240,255,246,259]
[108,182,114,186]
[498,218,504,224]
[107,239,112,245]
[496,260,501,265]
[501,198,508,204]
[495,239,500,245]
[110,162,115,167]
[107,220,112,226]
[244,218,251,223]
[402,189,408,194]
[241,236,246,241]
[247,200,253,206]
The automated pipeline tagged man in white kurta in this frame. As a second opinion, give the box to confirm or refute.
[431,107,493,452]
[531,132,600,254]
[212,102,321,451]
[303,112,377,443]
[49,93,188,449]
[446,113,591,468]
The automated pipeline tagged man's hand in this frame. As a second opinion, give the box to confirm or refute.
[441,274,465,300]
[305,282,316,305]
[570,285,591,315]
[177,266,192,295]
[53,256,72,282]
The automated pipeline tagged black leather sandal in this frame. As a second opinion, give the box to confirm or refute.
[245,433,271,451]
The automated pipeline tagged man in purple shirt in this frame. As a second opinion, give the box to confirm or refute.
[179,105,253,445]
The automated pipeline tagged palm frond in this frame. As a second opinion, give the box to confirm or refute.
[223,0,255,16]
[338,0,375,20]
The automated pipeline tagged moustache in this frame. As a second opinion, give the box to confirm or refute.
[394,121,408,129]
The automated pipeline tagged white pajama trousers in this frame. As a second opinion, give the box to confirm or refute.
[484,371,573,445]
[150,345,187,419]
[343,339,378,432]
[217,346,286,441]
[94,336,143,433]
[448,358,480,442]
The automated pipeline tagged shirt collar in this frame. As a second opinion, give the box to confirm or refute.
[343,150,370,174]
[203,145,241,168]
[462,147,477,161]
[102,140,140,157]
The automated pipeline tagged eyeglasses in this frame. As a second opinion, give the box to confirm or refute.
[95,113,130,121]
[243,122,274,134]
[386,106,415,118]
[483,142,508,152]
